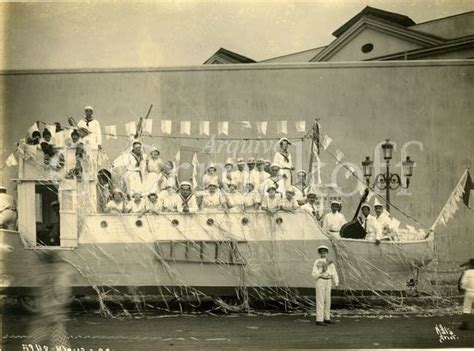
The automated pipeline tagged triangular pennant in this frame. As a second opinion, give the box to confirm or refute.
[344,166,355,179]
[218,121,228,136]
[322,135,333,150]
[5,153,18,167]
[161,120,172,135]
[239,121,252,129]
[334,149,344,164]
[199,121,210,136]
[142,119,153,135]
[105,125,117,139]
[180,121,191,135]
[27,122,40,136]
[295,121,306,133]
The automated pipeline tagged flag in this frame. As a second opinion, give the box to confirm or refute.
[180,121,191,135]
[462,171,473,208]
[218,121,228,136]
[174,150,181,167]
[142,119,153,135]
[334,149,344,164]
[125,121,137,136]
[239,121,252,129]
[295,121,306,133]
[5,153,18,167]
[277,121,288,135]
[161,120,172,135]
[27,122,40,136]
[199,121,210,136]
[311,142,322,185]
[256,121,268,135]
[322,135,333,150]
[345,166,355,179]
[192,153,199,189]
[45,124,57,136]
[105,125,117,139]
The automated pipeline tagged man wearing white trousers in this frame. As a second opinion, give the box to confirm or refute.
[312,245,339,326]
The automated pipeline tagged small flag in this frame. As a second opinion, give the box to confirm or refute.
[277,121,288,135]
[180,121,191,135]
[142,119,153,135]
[218,121,228,136]
[199,121,210,136]
[295,121,306,133]
[357,183,367,196]
[344,166,355,179]
[112,152,127,168]
[125,121,137,136]
[322,135,333,150]
[5,153,18,167]
[27,122,40,136]
[239,121,252,129]
[462,171,473,208]
[105,125,117,139]
[174,150,181,165]
[192,153,199,189]
[161,120,172,135]
[256,121,268,135]
[334,149,344,164]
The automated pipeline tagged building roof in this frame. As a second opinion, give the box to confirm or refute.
[203,48,256,64]
[410,11,474,39]
[332,6,416,38]
[259,46,326,63]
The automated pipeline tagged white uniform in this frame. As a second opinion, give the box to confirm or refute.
[301,202,322,219]
[260,176,286,195]
[147,158,163,174]
[461,269,474,314]
[322,212,347,238]
[312,258,339,322]
[280,197,298,211]
[129,200,145,214]
[359,214,382,241]
[77,118,102,149]
[273,151,293,183]
[159,192,179,212]
[375,210,399,240]
[124,152,147,195]
[176,194,199,213]
[242,191,261,210]
[233,170,245,191]
[0,192,17,229]
[145,199,161,214]
[247,169,261,189]
[221,171,235,191]
[261,194,281,211]
[223,192,244,212]
[157,172,178,191]
[293,184,308,204]
[202,192,224,211]
[105,200,129,214]
[202,174,219,189]
[256,170,269,187]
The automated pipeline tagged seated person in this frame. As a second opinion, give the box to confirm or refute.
[157,161,179,191]
[147,147,163,175]
[280,187,299,212]
[129,192,145,214]
[242,182,261,211]
[358,203,382,243]
[176,181,198,213]
[373,199,399,241]
[143,192,161,215]
[201,183,224,211]
[202,164,219,190]
[222,182,243,213]
[301,190,322,220]
[261,186,281,215]
[105,188,130,214]
[159,184,179,212]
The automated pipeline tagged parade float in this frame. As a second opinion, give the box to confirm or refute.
[3,117,467,312]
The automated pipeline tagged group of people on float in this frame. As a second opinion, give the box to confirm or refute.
[22,105,399,241]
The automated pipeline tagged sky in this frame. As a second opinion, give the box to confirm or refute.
[1,0,473,70]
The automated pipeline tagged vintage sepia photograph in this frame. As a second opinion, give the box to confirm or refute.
[0,1,473,350]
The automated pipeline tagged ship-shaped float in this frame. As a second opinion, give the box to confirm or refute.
[0,141,435,308]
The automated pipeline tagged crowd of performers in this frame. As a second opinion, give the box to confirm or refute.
[17,106,407,242]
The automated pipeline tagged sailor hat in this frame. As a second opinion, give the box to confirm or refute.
[373,198,383,208]
[179,181,192,188]
[270,163,280,169]
[361,202,371,210]
[247,157,256,163]
[256,158,265,164]
[296,170,307,176]
[306,188,318,196]
[237,158,245,164]
[225,158,234,166]
[84,106,94,111]
[331,200,342,206]
[207,163,217,171]
[278,137,291,145]
[317,245,329,252]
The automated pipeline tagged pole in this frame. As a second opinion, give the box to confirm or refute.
[307,118,320,180]
[385,161,391,212]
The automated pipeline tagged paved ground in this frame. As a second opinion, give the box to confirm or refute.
[2,304,473,350]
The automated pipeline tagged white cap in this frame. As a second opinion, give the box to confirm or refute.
[373,198,383,208]
[206,182,218,188]
[207,163,217,171]
[307,187,318,196]
[285,186,295,194]
[331,200,342,206]
[84,105,94,111]
[278,137,291,145]
[317,245,329,252]
[296,170,307,176]
[270,163,280,169]
[361,202,371,210]
[112,187,123,194]
[225,158,234,166]
[237,158,245,164]
[266,185,277,192]
[179,181,192,188]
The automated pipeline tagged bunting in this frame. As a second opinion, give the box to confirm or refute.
[322,135,333,150]
[239,121,252,129]
[334,149,344,164]
[180,121,191,135]
[218,122,228,136]
[256,121,268,136]
[295,121,306,133]
[142,119,153,135]
[5,153,18,167]
[277,121,288,135]
[105,125,117,139]
[199,121,210,136]
[125,121,137,136]
[161,120,172,135]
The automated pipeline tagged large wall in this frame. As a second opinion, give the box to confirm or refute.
[1,61,473,265]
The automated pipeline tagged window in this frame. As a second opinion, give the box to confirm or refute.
[361,43,374,53]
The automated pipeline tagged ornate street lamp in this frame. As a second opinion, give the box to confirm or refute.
[361,139,414,212]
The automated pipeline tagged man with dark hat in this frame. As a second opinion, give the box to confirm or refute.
[312,245,339,326]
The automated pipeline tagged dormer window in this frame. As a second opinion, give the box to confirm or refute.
[361,43,374,53]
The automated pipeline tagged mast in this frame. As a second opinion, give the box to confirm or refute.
[307,118,320,182]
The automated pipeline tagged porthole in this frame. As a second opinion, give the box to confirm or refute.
[135,219,143,227]
[171,219,179,226]
[361,43,374,53]
[207,218,214,226]
[275,217,283,225]
[100,221,108,228]
[241,217,249,225]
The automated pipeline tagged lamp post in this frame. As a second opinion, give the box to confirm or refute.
[361,139,415,212]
